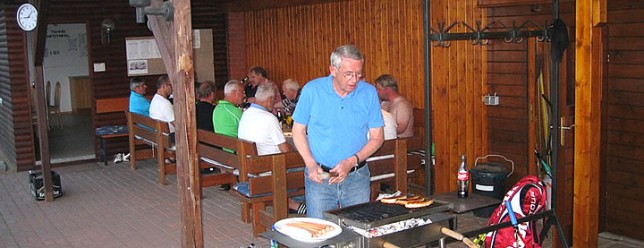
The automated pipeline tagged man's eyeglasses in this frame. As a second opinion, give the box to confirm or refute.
[335,67,364,80]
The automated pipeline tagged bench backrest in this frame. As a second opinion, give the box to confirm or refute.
[368,137,413,193]
[97,97,129,114]
[196,129,258,181]
[413,107,426,140]
[244,151,305,197]
[126,111,171,148]
[247,151,306,223]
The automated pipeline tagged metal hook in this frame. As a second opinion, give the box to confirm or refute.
[430,21,459,47]
[462,21,491,46]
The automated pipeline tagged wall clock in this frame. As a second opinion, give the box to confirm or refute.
[17,3,38,32]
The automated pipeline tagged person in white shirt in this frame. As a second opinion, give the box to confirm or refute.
[238,83,305,213]
[149,75,175,133]
[381,109,398,140]
[238,83,292,155]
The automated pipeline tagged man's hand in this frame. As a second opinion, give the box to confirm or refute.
[328,157,355,184]
[307,164,325,184]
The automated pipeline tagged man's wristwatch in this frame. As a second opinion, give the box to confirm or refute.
[352,154,360,167]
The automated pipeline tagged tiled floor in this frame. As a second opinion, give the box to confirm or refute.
[1,159,642,248]
[47,110,95,164]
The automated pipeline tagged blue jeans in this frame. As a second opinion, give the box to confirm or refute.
[304,164,371,219]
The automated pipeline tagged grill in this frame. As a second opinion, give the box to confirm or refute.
[321,200,456,247]
[324,200,452,229]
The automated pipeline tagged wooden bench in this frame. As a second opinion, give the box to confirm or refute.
[95,97,130,165]
[196,129,256,223]
[231,151,306,237]
[126,111,176,185]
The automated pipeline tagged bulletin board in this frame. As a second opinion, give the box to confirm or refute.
[125,29,214,82]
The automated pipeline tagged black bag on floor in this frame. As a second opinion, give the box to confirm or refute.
[29,170,63,200]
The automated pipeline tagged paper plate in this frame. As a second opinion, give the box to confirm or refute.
[274,217,342,243]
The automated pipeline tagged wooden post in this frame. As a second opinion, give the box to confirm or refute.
[574,0,606,246]
[34,66,54,201]
[173,0,202,247]
[148,0,202,247]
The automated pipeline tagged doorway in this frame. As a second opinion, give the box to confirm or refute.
[42,23,93,164]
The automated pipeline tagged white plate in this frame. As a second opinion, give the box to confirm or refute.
[274,217,342,243]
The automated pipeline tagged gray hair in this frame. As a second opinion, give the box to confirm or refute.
[282,79,300,91]
[156,75,170,88]
[255,83,274,102]
[330,44,364,69]
[374,74,399,92]
[129,77,145,91]
[197,80,215,98]
[224,80,241,96]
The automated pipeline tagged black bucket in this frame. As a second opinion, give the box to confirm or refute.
[471,162,510,217]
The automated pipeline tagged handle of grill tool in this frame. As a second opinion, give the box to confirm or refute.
[440,227,478,248]
[382,241,401,248]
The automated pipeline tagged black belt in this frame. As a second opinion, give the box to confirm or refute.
[319,161,366,173]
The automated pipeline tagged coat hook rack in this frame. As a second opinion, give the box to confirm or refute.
[429,19,550,47]
[462,20,493,45]
[429,21,460,47]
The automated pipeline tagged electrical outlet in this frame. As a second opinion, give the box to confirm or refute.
[484,94,500,106]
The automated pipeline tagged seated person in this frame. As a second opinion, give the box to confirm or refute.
[238,83,293,155]
[238,83,305,214]
[129,77,150,116]
[381,109,398,140]
[375,74,414,138]
[274,78,300,114]
[149,75,175,134]
[196,80,216,131]
[212,80,245,191]
[213,80,245,137]
[244,66,282,107]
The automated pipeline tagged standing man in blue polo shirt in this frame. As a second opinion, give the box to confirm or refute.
[292,44,384,219]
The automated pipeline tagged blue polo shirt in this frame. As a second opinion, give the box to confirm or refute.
[129,91,150,116]
[292,75,383,168]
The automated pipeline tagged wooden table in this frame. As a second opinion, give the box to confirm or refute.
[432,191,501,214]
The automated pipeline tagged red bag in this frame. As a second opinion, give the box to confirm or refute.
[485,175,546,248]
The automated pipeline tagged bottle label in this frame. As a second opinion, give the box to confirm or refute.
[457,171,469,180]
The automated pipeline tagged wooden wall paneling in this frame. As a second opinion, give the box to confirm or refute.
[1,2,39,171]
[242,0,424,104]
[602,0,644,239]
[446,0,460,194]
[427,0,485,193]
[430,0,449,193]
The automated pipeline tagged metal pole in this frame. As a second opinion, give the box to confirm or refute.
[550,0,560,216]
[422,0,433,196]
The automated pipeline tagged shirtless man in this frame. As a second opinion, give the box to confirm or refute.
[374,74,414,138]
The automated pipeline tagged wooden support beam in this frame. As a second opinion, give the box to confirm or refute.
[34,66,54,201]
[173,0,201,247]
[148,0,201,247]
[574,0,606,246]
